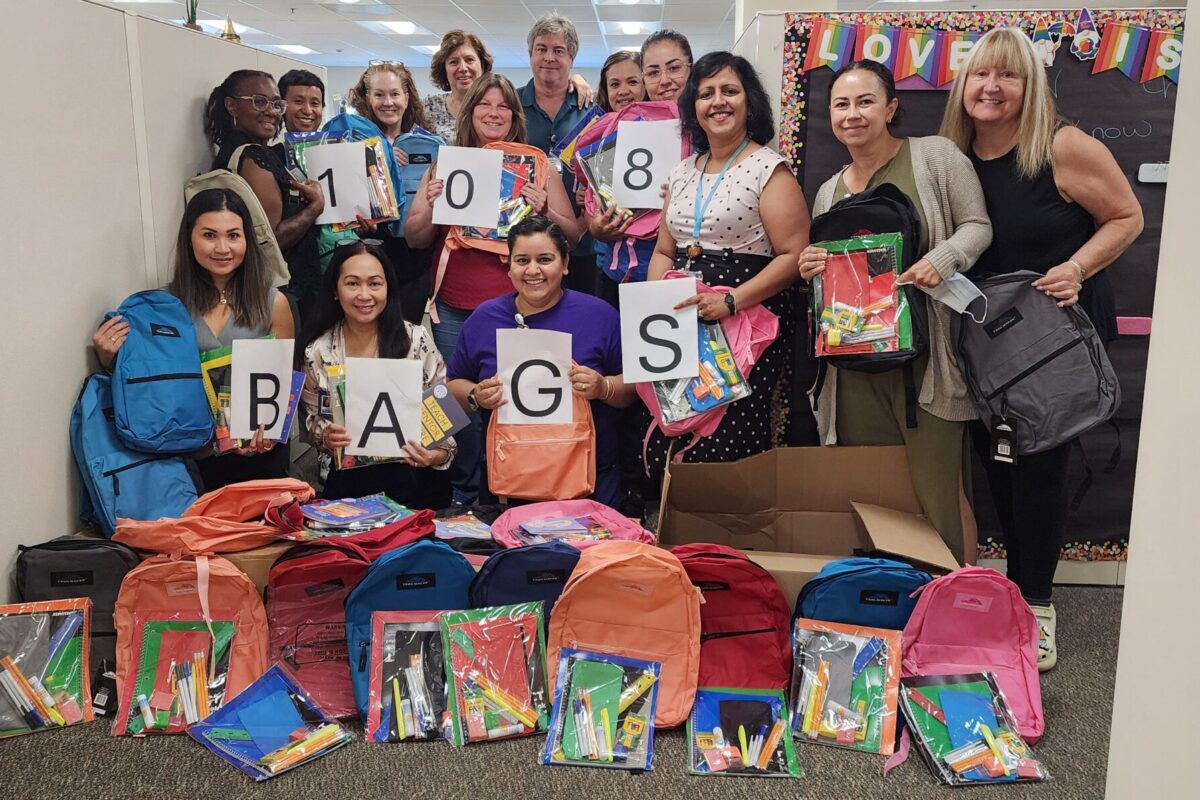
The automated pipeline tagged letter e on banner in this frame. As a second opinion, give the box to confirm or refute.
[618,277,700,383]
[231,338,294,439]
[496,329,573,425]
[344,357,423,458]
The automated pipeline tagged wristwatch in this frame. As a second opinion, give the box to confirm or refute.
[723,292,737,316]
[467,386,480,412]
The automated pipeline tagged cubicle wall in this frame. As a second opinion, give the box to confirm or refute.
[0,0,323,601]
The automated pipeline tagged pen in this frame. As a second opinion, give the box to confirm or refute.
[0,670,44,729]
[1,658,52,723]
[46,612,84,663]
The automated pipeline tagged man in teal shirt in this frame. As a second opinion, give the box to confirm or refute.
[519,13,597,295]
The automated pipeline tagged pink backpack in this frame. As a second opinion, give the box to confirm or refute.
[900,567,1043,742]
[490,499,655,550]
[636,271,779,461]
[546,541,701,728]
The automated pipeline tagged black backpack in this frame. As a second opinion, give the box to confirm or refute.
[809,182,928,373]
[15,536,140,680]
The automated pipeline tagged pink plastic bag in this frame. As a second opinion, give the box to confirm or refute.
[490,500,655,550]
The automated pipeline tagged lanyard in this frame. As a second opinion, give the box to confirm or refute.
[691,138,751,244]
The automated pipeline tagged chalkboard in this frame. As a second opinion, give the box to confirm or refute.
[791,42,1179,561]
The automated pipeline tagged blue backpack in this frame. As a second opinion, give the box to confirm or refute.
[70,375,200,536]
[108,291,213,453]
[393,130,443,228]
[343,539,474,718]
[469,541,580,624]
[794,557,932,630]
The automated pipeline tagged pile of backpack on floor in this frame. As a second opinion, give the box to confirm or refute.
[8,484,1049,784]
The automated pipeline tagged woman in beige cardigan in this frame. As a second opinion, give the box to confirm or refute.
[798,60,992,563]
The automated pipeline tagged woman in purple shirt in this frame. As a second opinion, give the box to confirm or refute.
[446,216,636,508]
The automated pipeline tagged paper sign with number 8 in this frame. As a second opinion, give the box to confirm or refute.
[612,119,683,210]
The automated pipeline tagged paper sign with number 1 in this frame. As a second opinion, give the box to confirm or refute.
[433,146,504,228]
[305,141,378,225]
[612,119,682,209]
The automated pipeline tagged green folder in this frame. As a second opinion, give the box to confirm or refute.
[561,660,623,762]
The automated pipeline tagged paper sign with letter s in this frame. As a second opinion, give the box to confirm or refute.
[433,146,504,228]
[619,277,700,383]
[612,119,682,209]
[496,329,572,425]
[343,357,423,458]
[230,338,295,440]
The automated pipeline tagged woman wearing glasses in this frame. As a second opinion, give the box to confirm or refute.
[205,70,323,324]
[298,239,454,508]
[641,30,692,103]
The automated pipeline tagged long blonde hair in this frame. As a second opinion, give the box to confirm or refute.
[939,27,1060,178]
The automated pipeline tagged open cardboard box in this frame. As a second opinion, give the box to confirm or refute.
[657,445,959,603]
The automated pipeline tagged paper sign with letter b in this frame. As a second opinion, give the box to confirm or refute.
[344,358,423,458]
[230,339,295,440]
[612,119,681,209]
[619,277,699,383]
[433,146,503,228]
[497,329,572,425]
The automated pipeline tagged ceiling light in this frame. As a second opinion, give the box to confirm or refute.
[618,46,641,53]
[338,0,362,4]
[275,45,317,55]
[380,20,416,35]
[411,45,439,55]
[619,0,640,4]
[621,22,641,35]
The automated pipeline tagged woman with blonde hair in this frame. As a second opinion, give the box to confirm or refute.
[940,26,1142,671]
[346,61,430,165]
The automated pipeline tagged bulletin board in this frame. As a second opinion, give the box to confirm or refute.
[780,9,1186,562]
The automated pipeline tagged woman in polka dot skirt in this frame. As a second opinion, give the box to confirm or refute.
[645,51,810,467]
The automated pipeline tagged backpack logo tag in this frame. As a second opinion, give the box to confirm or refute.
[952,592,994,612]
[304,578,346,596]
[615,581,651,596]
[983,307,1023,339]
[410,153,433,165]
[859,589,899,606]
[50,570,94,587]
[694,580,730,593]
[525,569,566,585]
[395,573,436,591]
[150,323,180,338]
[165,580,198,596]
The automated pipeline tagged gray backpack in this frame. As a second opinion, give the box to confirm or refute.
[952,270,1120,455]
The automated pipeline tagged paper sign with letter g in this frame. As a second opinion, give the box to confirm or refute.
[496,328,573,425]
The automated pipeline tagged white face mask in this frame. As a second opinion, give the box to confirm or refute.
[898,273,987,323]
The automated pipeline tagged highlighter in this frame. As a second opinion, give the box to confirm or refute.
[738,724,749,765]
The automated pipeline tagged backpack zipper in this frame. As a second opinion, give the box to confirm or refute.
[700,626,775,643]
[494,434,590,462]
[985,337,1083,401]
[358,640,369,672]
[103,457,159,497]
[125,372,203,384]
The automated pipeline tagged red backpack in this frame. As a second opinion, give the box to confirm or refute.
[266,542,371,719]
[673,543,793,691]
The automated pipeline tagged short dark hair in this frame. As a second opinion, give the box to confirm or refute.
[640,29,693,66]
[678,51,775,152]
[204,69,274,147]
[297,240,412,366]
[278,69,325,104]
[507,215,570,262]
[830,59,904,127]
[167,188,271,331]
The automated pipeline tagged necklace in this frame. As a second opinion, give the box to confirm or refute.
[686,138,751,262]
[219,290,228,305]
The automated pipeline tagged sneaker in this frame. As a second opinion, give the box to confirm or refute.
[1032,603,1057,673]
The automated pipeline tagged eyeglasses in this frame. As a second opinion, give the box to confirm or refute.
[233,94,286,114]
[336,237,383,247]
[644,62,689,83]
[368,60,405,67]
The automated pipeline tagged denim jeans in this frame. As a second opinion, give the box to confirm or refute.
[433,299,481,504]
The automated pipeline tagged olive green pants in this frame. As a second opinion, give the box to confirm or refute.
[835,358,966,563]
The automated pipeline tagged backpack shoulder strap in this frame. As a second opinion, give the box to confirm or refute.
[226,144,253,173]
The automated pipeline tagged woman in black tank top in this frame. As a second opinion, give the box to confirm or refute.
[940,28,1142,673]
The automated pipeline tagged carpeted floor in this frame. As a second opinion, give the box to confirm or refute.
[0,585,1120,799]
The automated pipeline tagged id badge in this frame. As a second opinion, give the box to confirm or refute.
[989,416,1017,464]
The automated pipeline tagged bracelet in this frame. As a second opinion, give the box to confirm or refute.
[602,377,614,402]
[1067,259,1087,282]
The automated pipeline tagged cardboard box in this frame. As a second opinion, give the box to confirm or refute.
[657,445,959,603]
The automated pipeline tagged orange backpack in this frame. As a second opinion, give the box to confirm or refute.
[428,141,549,321]
[486,390,595,501]
[112,553,268,735]
[114,478,314,554]
[547,541,701,728]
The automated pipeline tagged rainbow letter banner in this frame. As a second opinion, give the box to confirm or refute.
[802,18,856,73]
[1093,22,1151,79]
[1140,28,1183,84]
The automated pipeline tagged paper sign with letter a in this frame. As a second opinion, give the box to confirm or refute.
[612,119,681,209]
[433,145,503,228]
[305,141,378,226]
[496,329,572,425]
[344,357,423,458]
[230,338,295,439]
[619,277,700,383]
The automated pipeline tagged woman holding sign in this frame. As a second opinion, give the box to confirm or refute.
[644,51,809,466]
[205,70,324,324]
[941,28,1142,670]
[798,59,992,565]
[95,189,295,491]
[446,216,634,508]
[298,240,454,508]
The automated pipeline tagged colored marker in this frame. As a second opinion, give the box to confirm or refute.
[980,724,1011,776]
[738,724,749,765]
